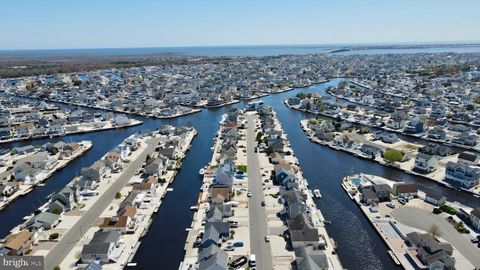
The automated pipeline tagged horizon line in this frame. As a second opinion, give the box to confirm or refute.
[2,40,480,52]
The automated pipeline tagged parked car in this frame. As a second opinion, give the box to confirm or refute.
[224,245,235,251]
[261,201,266,206]
[233,242,244,247]
[247,192,252,197]
[264,235,270,242]
[249,254,256,267]
[386,203,396,209]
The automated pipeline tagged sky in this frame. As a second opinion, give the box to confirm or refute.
[1,0,479,50]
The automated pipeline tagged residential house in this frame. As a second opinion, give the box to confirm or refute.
[414,153,438,173]
[469,208,480,231]
[80,231,122,264]
[48,186,78,214]
[24,212,60,232]
[424,191,446,206]
[81,160,110,181]
[197,245,228,270]
[0,230,36,255]
[144,156,167,176]
[287,213,320,249]
[210,186,230,204]
[404,117,424,134]
[405,232,455,270]
[393,183,418,198]
[294,246,329,270]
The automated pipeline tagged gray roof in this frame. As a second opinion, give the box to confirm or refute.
[295,246,329,270]
[198,246,228,270]
[89,230,121,244]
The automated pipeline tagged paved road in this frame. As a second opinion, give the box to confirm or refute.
[246,114,273,270]
[392,207,480,268]
[45,138,159,270]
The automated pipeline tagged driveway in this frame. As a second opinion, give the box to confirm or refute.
[392,206,480,268]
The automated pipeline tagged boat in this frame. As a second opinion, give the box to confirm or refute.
[199,167,206,176]
[37,183,46,187]
[190,206,199,211]
[313,189,322,198]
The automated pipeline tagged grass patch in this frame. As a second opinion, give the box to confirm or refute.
[237,165,247,173]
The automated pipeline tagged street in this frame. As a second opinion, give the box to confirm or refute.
[246,113,273,270]
[44,137,159,270]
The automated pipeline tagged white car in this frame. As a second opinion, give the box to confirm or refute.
[264,235,270,242]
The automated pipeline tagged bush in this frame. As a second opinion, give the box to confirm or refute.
[115,192,122,199]
[54,266,60,270]
[383,149,403,163]
[439,205,456,215]
[49,233,59,240]
[359,127,370,134]
[432,208,442,214]
[10,149,17,155]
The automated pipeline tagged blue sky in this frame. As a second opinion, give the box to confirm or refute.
[1,0,479,50]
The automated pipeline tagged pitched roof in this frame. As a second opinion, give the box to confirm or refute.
[3,231,33,251]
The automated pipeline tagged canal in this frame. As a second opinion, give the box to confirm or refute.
[1,79,479,270]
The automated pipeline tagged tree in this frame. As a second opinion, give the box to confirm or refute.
[383,149,403,163]
[428,224,442,238]
[115,192,122,199]
[465,104,474,110]
[54,266,61,270]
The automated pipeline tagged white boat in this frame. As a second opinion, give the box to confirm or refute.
[313,189,322,198]
[37,183,46,187]
[190,206,199,211]
[199,167,205,176]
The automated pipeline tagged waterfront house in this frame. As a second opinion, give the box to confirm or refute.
[81,160,110,181]
[393,183,418,198]
[0,230,36,255]
[201,222,230,248]
[424,191,446,206]
[100,215,136,234]
[80,231,122,264]
[444,160,480,189]
[359,144,383,157]
[104,151,122,172]
[405,232,455,270]
[274,166,297,187]
[0,183,19,197]
[121,190,144,209]
[213,163,235,191]
[414,153,438,173]
[48,186,78,214]
[12,162,43,183]
[210,186,230,204]
[287,213,320,249]
[361,189,379,206]
[197,245,228,270]
[469,208,480,231]
[453,132,477,146]
[427,127,447,140]
[404,117,424,134]
[294,246,329,270]
[0,127,13,140]
[24,212,60,232]
[157,146,178,160]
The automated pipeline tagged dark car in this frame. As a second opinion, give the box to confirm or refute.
[261,201,266,206]
[229,256,248,268]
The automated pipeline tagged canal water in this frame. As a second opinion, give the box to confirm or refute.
[1,79,479,270]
